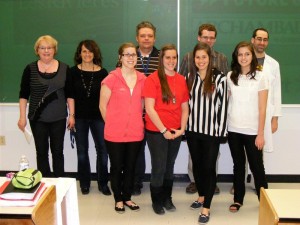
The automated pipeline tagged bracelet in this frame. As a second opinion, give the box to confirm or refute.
[69,113,75,117]
[160,128,167,134]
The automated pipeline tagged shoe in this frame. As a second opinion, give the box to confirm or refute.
[99,185,112,196]
[132,185,142,196]
[186,182,197,194]
[124,201,140,211]
[214,185,220,195]
[163,198,176,211]
[152,203,165,215]
[198,213,210,224]
[229,203,242,213]
[81,187,90,195]
[190,200,203,210]
[115,202,125,214]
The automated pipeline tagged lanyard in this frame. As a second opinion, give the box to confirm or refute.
[138,51,151,74]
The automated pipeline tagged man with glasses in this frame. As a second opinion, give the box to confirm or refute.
[251,28,282,145]
[179,23,229,195]
[133,21,160,195]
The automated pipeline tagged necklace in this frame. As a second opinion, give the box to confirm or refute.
[80,64,94,98]
[172,75,176,104]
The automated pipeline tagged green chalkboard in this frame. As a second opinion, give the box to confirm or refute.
[0,0,299,104]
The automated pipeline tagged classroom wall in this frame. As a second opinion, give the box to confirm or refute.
[0,104,299,175]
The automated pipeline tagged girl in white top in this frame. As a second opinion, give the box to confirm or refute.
[227,41,268,213]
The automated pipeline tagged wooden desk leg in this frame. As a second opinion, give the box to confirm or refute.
[32,185,57,225]
[259,187,279,225]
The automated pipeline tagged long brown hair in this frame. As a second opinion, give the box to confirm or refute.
[158,44,177,103]
[230,41,258,85]
[187,42,214,96]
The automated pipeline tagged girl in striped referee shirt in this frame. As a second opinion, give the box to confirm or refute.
[185,42,228,224]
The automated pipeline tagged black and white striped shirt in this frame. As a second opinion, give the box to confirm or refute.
[186,69,228,139]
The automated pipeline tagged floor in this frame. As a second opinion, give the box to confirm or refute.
[77,182,300,225]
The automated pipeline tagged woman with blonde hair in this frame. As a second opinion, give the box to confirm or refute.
[18,35,74,177]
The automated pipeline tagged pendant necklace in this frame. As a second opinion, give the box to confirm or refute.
[80,64,94,98]
[172,75,176,104]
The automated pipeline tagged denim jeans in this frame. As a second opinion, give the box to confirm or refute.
[105,140,142,202]
[228,131,268,204]
[146,131,182,187]
[74,119,109,189]
[30,118,66,177]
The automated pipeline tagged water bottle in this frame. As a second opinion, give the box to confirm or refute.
[19,155,29,171]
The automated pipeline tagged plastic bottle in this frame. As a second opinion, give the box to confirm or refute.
[19,155,29,171]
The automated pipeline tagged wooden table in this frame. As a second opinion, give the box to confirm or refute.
[0,185,56,225]
[0,177,79,225]
[259,188,300,225]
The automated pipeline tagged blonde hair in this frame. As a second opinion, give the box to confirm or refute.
[34,35,58,55]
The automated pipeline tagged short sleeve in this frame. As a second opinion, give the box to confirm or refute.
[142,75,157,99]
[258,72,269,91]
[101,73,116,91]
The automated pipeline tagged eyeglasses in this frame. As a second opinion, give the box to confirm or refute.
[200,36,216,41]
[255,37,268,42]
[122,53,137,58]
[39,47,54,51]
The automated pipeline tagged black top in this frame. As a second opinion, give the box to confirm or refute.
[69,66,108,120]
[19,61,71,122]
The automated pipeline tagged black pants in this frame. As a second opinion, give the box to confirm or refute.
[30,118,66,177]
[186,134,220,209]
[228,131,268,204]
[105,140,142,202]
[146,131,182,187]
[134,137,146,187]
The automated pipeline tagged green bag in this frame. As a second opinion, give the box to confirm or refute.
[12,168,42,189]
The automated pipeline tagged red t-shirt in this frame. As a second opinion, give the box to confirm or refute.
[142,71,189,132]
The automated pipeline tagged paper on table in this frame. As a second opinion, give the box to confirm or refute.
[24,127,33,144]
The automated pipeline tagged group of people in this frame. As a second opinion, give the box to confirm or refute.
[17,21,281,224]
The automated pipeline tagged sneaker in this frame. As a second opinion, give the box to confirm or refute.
[186,182,197,194]
[198,213,210,224]
[190,200,203,210]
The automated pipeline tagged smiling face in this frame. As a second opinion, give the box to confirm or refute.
[251,30,269,54]
[237,46,253,72]
[120,47,137,69]
[37,40,55,62]
[80,45,94,64]
[163,49,177,75]
[194,49,210,72]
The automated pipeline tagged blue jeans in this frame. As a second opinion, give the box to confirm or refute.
[30,118,66,177]
[75,119,109,189]
[146,131,182,187]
